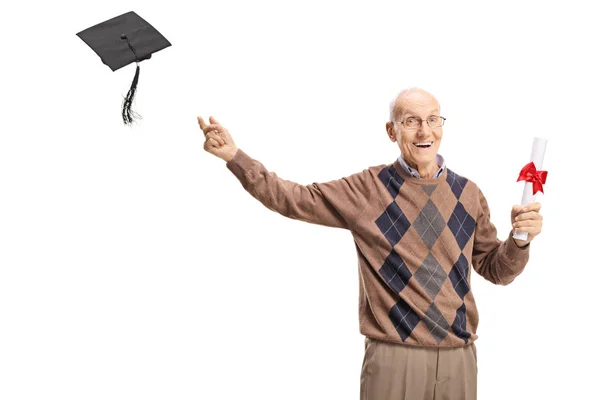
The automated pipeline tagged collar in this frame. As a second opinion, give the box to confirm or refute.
[397,153,446,179]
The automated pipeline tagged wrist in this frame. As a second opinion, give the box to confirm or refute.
[225,148,239,163]
[512,236,530,248]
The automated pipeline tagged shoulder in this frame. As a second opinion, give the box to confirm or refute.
[444,168,489,217]
[445,167,482,194]
[371,162,398,180]
[342,162,396,187]
[368,162,406,197]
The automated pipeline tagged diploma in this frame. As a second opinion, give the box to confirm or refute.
[513,137,548,241]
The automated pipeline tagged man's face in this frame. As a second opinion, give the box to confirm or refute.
[386,91,443,170]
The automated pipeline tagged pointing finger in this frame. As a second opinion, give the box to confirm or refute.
[209,116,220,125]
[197,116,208,131]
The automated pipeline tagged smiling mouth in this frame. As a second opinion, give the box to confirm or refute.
[413,141,433,148]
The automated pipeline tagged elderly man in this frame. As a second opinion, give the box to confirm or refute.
[198,88,543,400]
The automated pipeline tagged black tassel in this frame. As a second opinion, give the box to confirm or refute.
[122,63,141,125]
[121,34,143,126]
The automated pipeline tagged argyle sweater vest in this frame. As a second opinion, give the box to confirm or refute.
[226,149,530,347]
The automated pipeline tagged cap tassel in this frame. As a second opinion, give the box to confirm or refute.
[121,34,142,125]
[122,63,141,125]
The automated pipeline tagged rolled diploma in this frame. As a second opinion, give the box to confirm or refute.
[513,137,547,241]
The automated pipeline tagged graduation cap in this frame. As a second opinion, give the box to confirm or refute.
[76,11,172,125]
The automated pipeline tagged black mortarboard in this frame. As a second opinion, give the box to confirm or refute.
[76,11,172,125]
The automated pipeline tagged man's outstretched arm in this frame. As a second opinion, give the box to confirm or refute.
[199,116,372,230]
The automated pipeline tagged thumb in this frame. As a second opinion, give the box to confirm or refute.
[209,116,220,125]
[511,205,523,219]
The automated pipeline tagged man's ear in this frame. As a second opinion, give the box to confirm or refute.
[385,122,396,142]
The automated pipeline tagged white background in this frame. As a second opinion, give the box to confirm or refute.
[1,0,598,399]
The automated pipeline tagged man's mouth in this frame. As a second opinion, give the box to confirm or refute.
[413,141,433,148]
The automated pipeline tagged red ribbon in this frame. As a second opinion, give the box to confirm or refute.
[517,162,548,194]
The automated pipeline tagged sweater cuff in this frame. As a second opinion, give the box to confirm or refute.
[226,149,254,179]
[504,230,530,260]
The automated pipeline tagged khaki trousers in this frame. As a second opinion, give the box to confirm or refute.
[360,337,477,400]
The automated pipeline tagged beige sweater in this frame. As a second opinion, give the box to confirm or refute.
[226,149,529,347]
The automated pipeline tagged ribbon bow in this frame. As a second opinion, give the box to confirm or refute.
[517,162,548,194]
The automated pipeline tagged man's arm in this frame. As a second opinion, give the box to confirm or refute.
[471,189,530,285]
[226,149,372,230]
[199,115,372,230]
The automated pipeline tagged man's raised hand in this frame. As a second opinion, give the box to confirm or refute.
[198,116,238,162]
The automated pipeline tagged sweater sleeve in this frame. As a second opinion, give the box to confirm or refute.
[471,188,530,285]
[225,149,372,230]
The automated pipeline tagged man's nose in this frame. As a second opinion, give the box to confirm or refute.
[417,122,432,137]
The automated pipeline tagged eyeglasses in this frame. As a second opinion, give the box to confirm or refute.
[392,115,446,130]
